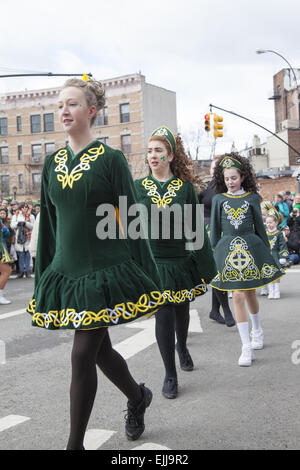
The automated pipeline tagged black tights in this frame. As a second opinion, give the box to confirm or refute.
[66,327,142,450]
[155,303,190,379]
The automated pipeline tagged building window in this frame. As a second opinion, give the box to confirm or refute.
[0,147,8,164]
[17,116,22,132]
[44,113,54,132]
[30,115,41,133]
[18,174,23,190]
[96,106,108,126]
[32,144,42,162]
[0,175,9,195]
[18,145,23,161]
[103,107,108,125]
[96,114,103,126]
[121,134,131,154]
[120,103,130,123]
[32,173,42,191]
[98,137,109,145]
[0,118,8,136]
[45,142,55,155]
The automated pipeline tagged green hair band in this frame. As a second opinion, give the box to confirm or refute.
[151,126,176,154]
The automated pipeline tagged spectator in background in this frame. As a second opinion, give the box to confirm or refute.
[293,193,300,211]
[273,193,289,228]
[11,203,35,278]
[284,191,293,211]
[33,202,40,216]
[286,215,300,265]
[287,207,300,231]
[10,200,19,217]
[29,212,40,275]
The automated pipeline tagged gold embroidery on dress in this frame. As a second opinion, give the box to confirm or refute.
[28,290,165,329]
[141,177,183,208]
[54,145,105,189]
[223,201,249,230]
[261,263,279,278]
[222,236,260,282]
[269,235,277,250]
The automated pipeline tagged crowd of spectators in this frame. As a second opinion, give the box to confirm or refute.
[268,191,300,265]
[0,198,40,278]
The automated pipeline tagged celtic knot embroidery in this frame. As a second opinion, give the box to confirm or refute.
[222,236,260,282]
[223,200,249,229]
[141,177,183,208]
[261,263,279,278]
[28,290,165,329]
[54,145,105,189]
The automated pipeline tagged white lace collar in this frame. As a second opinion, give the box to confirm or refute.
[227,187,246,196]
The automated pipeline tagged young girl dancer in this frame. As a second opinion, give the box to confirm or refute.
[134,126,217,398]
[265,208,289,299]
[198,156,235,327]
[27,76,164,449]
[210,153,283,366]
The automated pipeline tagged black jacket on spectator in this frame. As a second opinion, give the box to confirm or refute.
[287,216,300,255]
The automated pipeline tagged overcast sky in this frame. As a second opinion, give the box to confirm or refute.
[1,0,299,158]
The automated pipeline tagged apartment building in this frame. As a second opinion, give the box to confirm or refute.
[269,68,300,167]
[0,73,177,200]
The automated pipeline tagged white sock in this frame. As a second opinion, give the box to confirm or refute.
[249,311,261,333]
[237,322,251,347]
[268,283,274,293]
[0,290,3,295]
[274,283,280,293]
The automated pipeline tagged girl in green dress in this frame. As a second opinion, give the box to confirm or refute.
[27,76,165,449]
[210,153,283,367]
[134,127,217,398]
[265,208,289,299]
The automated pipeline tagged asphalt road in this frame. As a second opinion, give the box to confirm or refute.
[0,268,299,451]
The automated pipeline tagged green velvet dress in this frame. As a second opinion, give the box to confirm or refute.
[210,191,284,291]
[266,229,289,265]
[134,175,217,305]
[27,141,164,330]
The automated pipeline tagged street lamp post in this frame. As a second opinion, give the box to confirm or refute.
[256,49,298,88]
[256,49,299,127]
[256,49,300,191]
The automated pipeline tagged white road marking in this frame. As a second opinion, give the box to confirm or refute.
[132,442,171,450]
[189,309,203,333]
[115,310,202,360]
[0,340,6,364]
[0,415,30,432]
[83,429,116,450]
[114,318,156,360]
[285,269,300,273]
[0,308,26,320]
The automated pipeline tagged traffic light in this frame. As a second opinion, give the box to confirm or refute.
[213,114,223,138]
[204,113,210,132]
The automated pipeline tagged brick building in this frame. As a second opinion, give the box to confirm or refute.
[0,73,177,200]
[268,68,300,167]
[238,68,300,198]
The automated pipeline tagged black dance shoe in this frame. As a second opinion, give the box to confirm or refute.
[125,383,152,441]
[209,310,225,324]
[224,310,236,327]
[162,377,178,399]
[176,344,194,371]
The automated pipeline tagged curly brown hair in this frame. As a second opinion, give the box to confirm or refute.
[212,152,258,194]
[147,134,206,193]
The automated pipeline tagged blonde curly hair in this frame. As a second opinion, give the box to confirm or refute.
[62,77,105,126]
